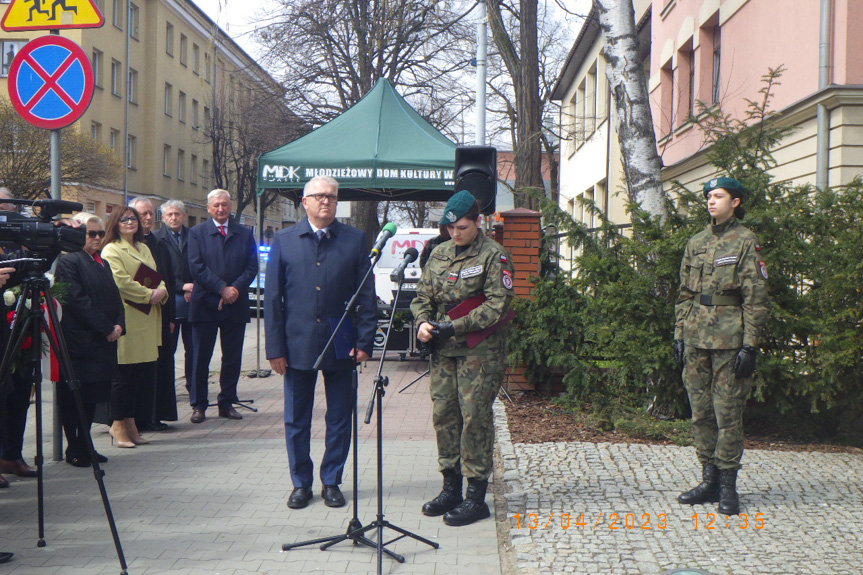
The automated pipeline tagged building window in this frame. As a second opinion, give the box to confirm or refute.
[177,149,185,180]
[90,49,103,87]
[86,201,96,213]
[660,60,673,137]
[192,99,199,129]
[192,44,199,75]
[110,129,119,152]
[585,63,597,136]
[91,121,101,142]
[166,22,174,56]
[688,46,696,118]
[576,79,585,145]
[128,68,137,103]
[204,106,211,130]
[164,83,172,116]
[179,34,187,66]
[190,154,198,184]
[712,25,721,105]
[204,52,210,82]
[178,91,186,123]
[202,159,210,188]
[112,0,123,29]
[163,145,171,177]
[110,59,121,96]
[129,3,139,38]
[2,41,25,77]
[126,134,136,169]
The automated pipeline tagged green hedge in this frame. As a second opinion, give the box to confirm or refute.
[507,68,863,442]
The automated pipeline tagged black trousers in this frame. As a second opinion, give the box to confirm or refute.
[112,362,156,421]
[0,369,32,461]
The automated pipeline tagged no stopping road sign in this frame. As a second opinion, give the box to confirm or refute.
[7,35,94,130]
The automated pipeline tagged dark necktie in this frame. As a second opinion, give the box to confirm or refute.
[174,231,181,246]
[315,230,325,242]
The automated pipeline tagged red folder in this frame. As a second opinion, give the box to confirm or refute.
[124,262,163,315]
[446,294,515,348]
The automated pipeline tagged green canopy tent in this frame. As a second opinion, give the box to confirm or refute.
[256,78,457,203]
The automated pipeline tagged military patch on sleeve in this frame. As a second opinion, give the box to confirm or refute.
[461,265,483,278]
[759,261,768,279]
[500,254,508,263]
[502,269,513,290]
[447,272,459,284]
[715,255,738,267]
[755,244,761,251]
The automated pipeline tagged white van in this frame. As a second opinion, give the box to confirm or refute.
[373,227,439,305]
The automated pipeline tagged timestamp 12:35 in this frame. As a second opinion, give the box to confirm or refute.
[692,513,765,529]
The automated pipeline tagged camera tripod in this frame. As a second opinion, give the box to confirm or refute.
[0,263,128,574]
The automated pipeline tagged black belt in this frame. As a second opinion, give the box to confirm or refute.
[699,294,742,306]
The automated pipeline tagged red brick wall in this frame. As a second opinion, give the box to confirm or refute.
[499,208,542,391]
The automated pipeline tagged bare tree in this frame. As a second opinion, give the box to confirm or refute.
[256,0,474,243]
[205,77,308,218]
[0,101,120,200]
[594,0,665,220]
[484,0,573,209]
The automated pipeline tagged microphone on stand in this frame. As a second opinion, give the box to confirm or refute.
[369,222,397,259]
[390,247,419,282]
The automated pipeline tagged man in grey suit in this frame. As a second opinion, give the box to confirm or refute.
[153,200,194,393]
[264,176,377,509]
[187,190,258,424]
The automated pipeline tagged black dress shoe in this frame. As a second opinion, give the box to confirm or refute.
[94,452,108,463]
[218,406,243,420]
[321,485,346,508]
[0,459,36,478]
[287,487,313,509]
[65,452,90,468]
[140,421,171,432]
[0,551,12,564]
[190,409,206,424]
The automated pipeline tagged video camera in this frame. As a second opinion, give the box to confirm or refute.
[0,198,86,272]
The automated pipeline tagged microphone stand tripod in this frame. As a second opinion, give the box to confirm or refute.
[319,271,439,573]
[0,261,128,574]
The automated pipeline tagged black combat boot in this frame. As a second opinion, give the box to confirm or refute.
[677,463,720,505]
[422,469,463,517]
[717,468,740,516]
[443,477,490,526]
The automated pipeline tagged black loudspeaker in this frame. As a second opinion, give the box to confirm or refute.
[455,145,497,215]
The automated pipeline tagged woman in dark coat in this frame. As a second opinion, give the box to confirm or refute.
[54,214,125,466]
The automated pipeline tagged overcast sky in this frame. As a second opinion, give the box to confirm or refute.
[195,0,274,57]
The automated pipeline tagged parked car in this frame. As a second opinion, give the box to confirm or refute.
[248,245,270,317]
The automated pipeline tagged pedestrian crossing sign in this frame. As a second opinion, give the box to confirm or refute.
[1,0,104,31]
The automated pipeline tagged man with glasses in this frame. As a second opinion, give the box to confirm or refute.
[264,176,376,509]
[187,190,258,424]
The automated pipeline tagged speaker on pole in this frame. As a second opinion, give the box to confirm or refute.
[455,145,497,215]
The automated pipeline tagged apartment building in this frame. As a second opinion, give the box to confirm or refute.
[550,0,651,272]
[0,0,301,234]
[554,0,863,255]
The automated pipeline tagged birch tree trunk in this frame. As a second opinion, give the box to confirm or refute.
[594,0,666,220]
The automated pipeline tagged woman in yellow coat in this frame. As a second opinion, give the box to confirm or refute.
[101,206,169,447]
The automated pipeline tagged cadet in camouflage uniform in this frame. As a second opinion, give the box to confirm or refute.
[411,190,515,527]
[674,176,769,516]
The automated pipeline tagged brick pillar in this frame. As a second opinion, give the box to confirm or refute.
[499,208,542,392]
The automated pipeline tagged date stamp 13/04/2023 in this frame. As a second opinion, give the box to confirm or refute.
[512,512,765,531]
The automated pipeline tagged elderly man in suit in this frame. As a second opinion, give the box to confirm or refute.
[153,200,194,393]
[129,197,177,431]
[187,190,257,424]
[264,175,377,509]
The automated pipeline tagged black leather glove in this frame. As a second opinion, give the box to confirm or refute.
[429,321,455,340]
[732,346,758,379]
[673,340,685,373]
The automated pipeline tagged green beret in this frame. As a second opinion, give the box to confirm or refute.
[703,176,747,200]
[440,190,477,225]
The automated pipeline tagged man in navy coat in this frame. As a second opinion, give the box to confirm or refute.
[264,175,377,509]
[187,190,258,424]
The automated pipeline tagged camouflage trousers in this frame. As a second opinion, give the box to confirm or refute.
[428,354,503,480]
[683,346,753,470]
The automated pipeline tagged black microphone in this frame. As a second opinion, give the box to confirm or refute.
[369,222,397,259]
[390,247,419,282]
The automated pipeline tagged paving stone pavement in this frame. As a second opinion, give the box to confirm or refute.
[0,325,501,574]
[494,404,863,575]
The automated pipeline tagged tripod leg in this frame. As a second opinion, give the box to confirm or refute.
[42,286,129,573]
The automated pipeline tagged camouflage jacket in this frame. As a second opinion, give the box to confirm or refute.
[675,217,769,349]
[411,232,515,359]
